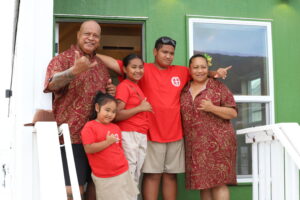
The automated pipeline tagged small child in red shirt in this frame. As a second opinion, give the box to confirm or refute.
[81,91,139,200]
[115,54,152,189]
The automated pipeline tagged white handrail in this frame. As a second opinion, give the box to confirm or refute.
[273,123,300,169]
[237,123,300,200]
[59,124,81,200]
[34,122,67,200]
[33,122,81,200]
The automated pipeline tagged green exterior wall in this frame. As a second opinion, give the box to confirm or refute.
[54,0,300,123]
[54,0,300,199]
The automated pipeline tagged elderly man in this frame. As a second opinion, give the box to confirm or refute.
[44,20,115,200]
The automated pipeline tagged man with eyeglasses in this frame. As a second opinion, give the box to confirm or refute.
[98,36,229,200]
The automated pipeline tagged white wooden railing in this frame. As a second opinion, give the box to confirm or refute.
[32,122,81,200]
[237,123,300,200]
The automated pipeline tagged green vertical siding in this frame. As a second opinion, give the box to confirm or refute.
[54,0,300,124]
[54,0,300,199]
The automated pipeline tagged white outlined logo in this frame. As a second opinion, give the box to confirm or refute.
[114,134,120,143]
[171,76,181,87]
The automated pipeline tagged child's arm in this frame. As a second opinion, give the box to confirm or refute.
[83,131,119,154]
[115,99,152,122]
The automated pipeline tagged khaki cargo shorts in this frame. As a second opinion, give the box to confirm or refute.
[142,139,185,173]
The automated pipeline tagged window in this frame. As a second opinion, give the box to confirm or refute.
[188,17,274,182]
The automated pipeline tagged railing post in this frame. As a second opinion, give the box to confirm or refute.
[285,151,299,200]
[252,143,258,200]
[270,141,284,200]
[34,122,67,200]
[33,122,81,200]
[32,125,40,200]
[239,123,300,200]
[59,124,81,200]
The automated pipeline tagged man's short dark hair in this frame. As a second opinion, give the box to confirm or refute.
[154,36,176,50]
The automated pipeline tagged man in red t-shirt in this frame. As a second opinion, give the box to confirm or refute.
[44,20,115,200]
[98,36,230,200]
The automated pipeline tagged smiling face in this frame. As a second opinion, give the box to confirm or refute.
[124,58,144,83]
[189,57,209,83]
[96,100,117,124]
[153,44,175,69]
[77,21,101,55]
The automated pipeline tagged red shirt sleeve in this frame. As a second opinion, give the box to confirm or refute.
[115,81,130,104]
[81,122,96,145]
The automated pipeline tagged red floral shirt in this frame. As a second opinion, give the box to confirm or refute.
[44,45,110,144]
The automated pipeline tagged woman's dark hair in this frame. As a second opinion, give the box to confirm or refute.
[89,91,117,120]
[123,53,143,68]
[189,54,208,66]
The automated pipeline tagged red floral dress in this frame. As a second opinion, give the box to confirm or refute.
[180,78,237,190]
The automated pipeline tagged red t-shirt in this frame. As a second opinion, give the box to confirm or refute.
[118,62,189,142]
[116,79,149,134]
[81,120,128,178]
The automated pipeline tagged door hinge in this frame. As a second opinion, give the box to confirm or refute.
[5,90,12,98]
[55,43,58,54]
[2,164,8,188]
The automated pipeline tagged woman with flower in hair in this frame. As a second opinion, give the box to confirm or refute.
[180,54,237,200]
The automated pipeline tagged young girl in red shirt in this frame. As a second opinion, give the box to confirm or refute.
[81,91,139,200]
[115,54,152,190]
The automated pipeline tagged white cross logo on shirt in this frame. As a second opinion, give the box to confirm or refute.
[171,76,181,87]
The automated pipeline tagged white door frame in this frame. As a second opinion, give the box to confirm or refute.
[1,0,54,199]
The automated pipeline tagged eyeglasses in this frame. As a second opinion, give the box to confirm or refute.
[160,37,176,47]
